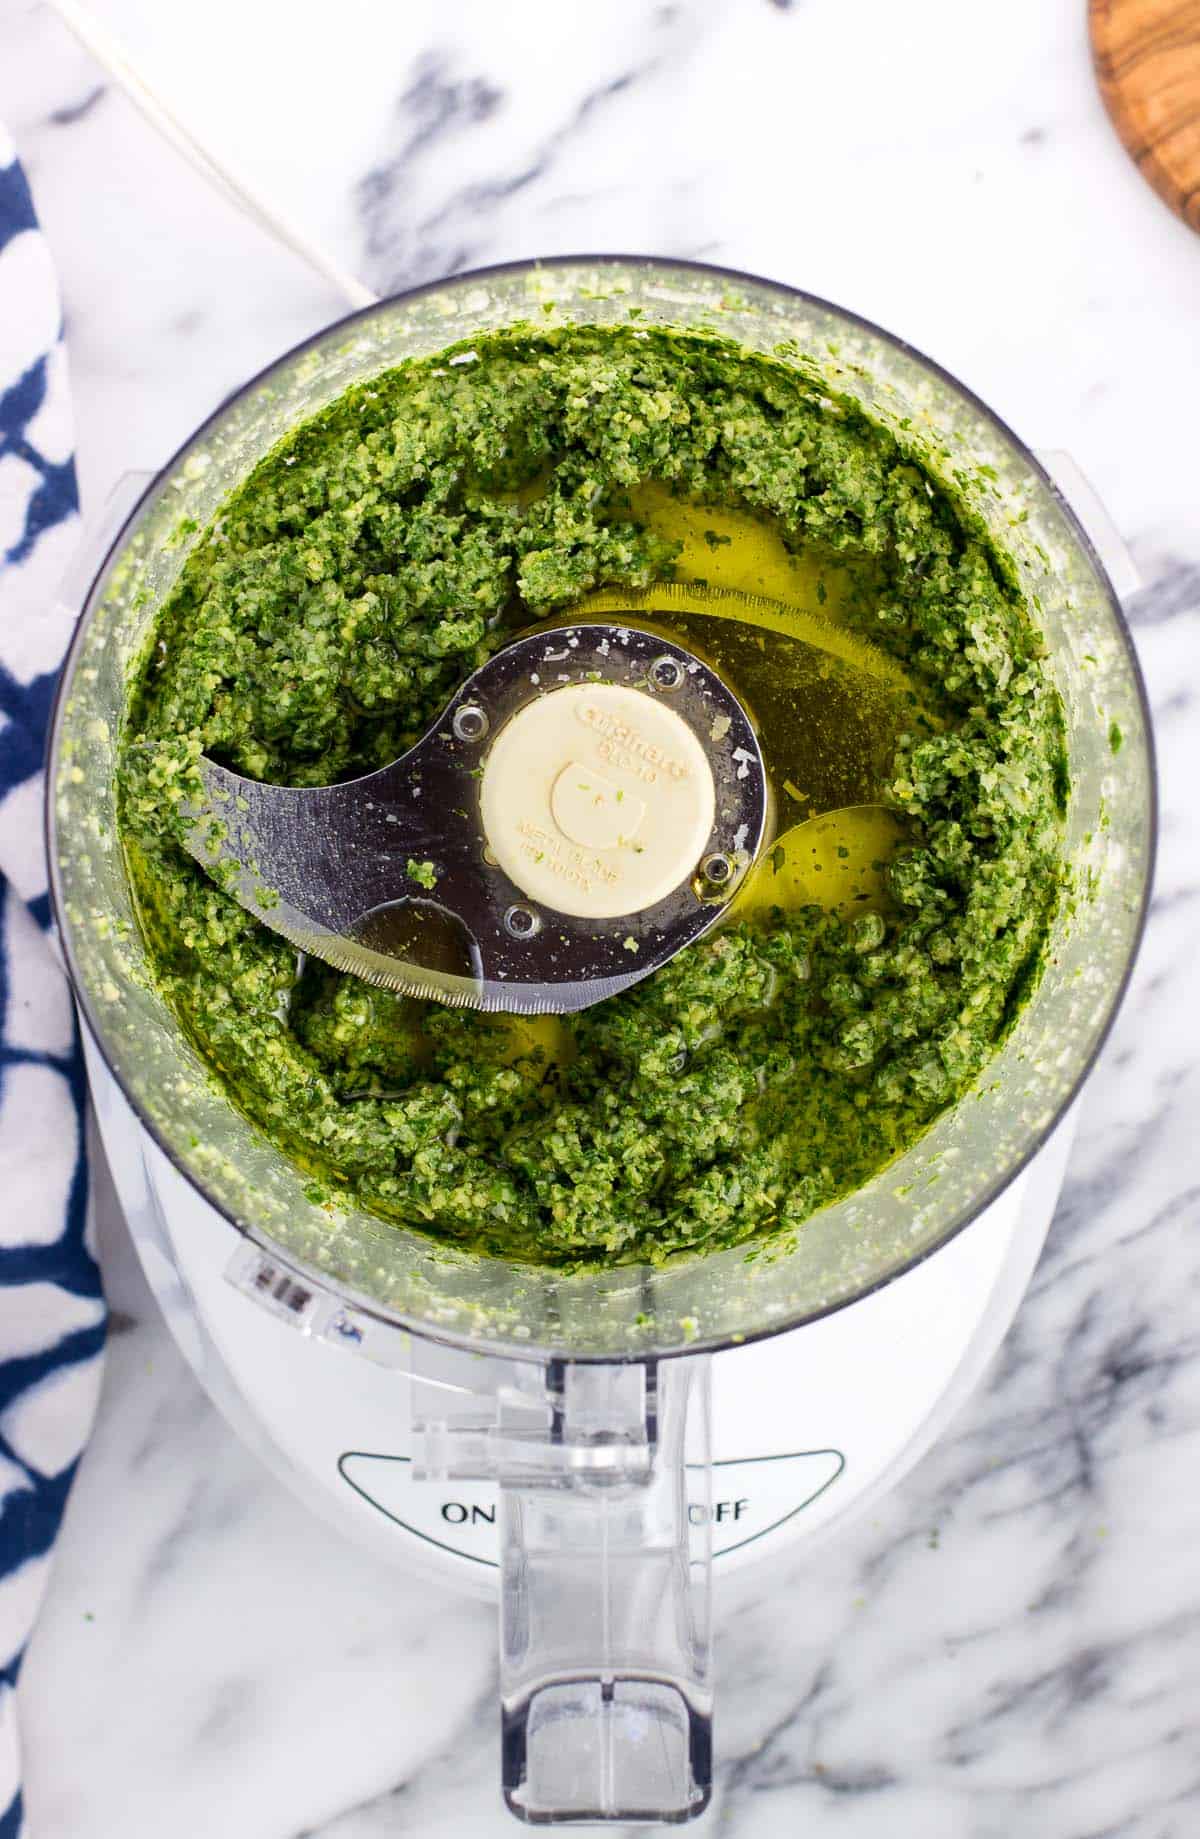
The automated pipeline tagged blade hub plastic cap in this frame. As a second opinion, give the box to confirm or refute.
[480,682,716,920]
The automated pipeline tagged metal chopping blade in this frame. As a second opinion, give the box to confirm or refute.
[181,623,768,1014]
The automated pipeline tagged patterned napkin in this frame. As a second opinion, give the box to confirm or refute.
[0,124,105,1838]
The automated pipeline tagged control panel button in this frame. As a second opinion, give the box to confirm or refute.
[702,1450,845,1556]
[339,1453,500,1568]
[338,1448,845,1567]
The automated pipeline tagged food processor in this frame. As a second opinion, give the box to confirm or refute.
[47,258,1154,1826]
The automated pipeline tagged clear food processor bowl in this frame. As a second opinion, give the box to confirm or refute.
[48,259,1154,1824]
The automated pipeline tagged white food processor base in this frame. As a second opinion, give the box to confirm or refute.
[87,1031,1074,1594]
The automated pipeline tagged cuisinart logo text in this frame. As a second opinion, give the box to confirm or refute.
[577,701,691,782]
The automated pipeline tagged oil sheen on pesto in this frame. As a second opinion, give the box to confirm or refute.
[118,326,1067,1269]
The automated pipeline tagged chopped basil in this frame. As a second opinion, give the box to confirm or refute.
[118,326,1067,1268]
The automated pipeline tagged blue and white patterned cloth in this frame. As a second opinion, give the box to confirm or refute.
[0,124,104,1837]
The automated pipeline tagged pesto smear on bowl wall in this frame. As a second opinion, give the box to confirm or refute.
[118,326,1067,1269]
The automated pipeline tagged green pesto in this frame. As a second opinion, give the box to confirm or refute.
[118,326,1067,1268]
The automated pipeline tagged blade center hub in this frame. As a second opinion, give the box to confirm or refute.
[479,681,717,921]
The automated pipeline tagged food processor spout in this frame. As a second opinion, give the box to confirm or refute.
[410,1347,713,1823]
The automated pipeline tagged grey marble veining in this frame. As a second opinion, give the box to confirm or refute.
[2,0,1198,1833]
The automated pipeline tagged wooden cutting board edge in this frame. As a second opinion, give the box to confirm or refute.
[1089,0,1200,233]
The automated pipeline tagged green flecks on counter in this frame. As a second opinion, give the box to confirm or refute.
[117,324,1068,1270]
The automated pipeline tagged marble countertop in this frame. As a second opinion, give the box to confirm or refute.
[4,1,1199,1832]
